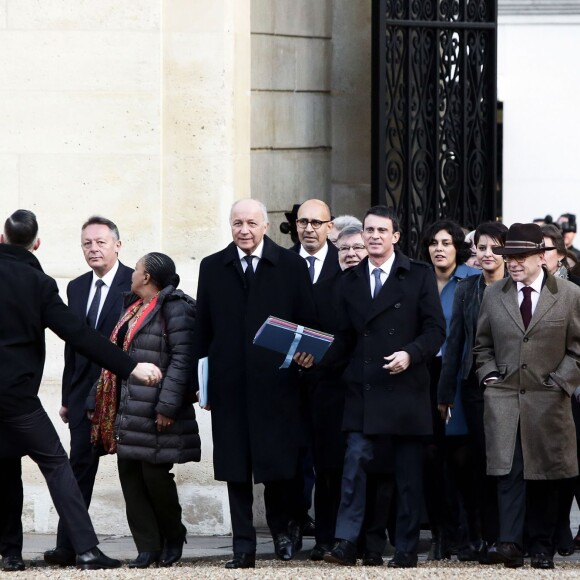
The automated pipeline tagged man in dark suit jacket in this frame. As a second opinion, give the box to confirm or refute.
[0,210,162,570]
[43,215,133,566]
[291,199,342,558]
[192,198,317,569]
[317,205,445,568]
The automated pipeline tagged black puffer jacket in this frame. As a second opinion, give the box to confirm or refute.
[115,286,201,464]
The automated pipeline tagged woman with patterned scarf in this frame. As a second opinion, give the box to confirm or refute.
[89,252,200,569]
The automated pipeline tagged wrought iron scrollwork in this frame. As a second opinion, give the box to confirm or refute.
[372,0,498,257]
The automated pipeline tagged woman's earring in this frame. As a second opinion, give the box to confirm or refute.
[557,260,563,268]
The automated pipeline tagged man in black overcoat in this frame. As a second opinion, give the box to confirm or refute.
[318,205,445,568]
[192,198,317,569]
[44,216,133,566]
[291,199,343,558]
[0,209,162,570]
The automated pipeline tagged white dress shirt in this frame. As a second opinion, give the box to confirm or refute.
[237,239,265,272]
[299,243,329,284]
[86,260,120,324]
[516,269,545,315]
[368,253,396,298]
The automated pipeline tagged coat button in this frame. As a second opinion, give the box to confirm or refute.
[521,364,527,369]
[394,303,401,308]
[364,384,371,391]
[520,389,526,394]
[364,358,371,364]
[523,337,529,342]
[388,328,395,335]
[363,330,370,337]
[387,387,393,391]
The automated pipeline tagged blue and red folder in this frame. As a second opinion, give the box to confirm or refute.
[253,316,334,368]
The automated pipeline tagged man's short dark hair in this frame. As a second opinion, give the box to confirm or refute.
[474,222,508,247]
[421,219,471,265]
[4,209,38,249]
[362,205,400,233]
[559,213,577,234]
[81,215,120,240]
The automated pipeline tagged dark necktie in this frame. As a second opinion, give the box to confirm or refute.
[306,256,316,283]
[372,268,383,299]
[86,279,105,328]
[520,286,533,329]
[243,255,255,286]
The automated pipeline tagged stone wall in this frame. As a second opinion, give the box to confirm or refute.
[0,0,250,537]
[250,0,332,245]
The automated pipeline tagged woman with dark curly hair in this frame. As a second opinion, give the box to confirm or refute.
[420,220,480,561]
[90,252,200,569]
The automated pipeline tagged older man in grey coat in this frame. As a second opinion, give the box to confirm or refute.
[474,222,580,570]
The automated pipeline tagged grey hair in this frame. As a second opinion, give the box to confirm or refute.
[337,225,364,241]
[333,215,362,232]
[230,198,269,224]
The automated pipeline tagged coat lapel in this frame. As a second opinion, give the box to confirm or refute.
[364,253,409,323]
[500,277,526,333]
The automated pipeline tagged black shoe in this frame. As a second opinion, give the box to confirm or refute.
[225,552,256,569]
[387,550,418,568]
[531,553,555,570]
[288,520,303,552]
[574,529,580,550]
[273,533,294,561]
[323,539,357,566]
[44,547,76,567]
[458,541,483,562]
[128,551,161,569]
[302,515,316,537]
[488,542,524,568]
[309,543,333,561]
[362,551,383,566]
[76,547,121,570]
[427,528,450,561]
[2,555,25,572]
[557,544,575,557]
[477,541,492,565]
[159,532,187,567]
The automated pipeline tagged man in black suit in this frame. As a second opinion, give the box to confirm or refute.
[44,216,133,566]
[317,205,445,568]
[0,209,162,570]
[192,198,317,569]
[291,199,343,559]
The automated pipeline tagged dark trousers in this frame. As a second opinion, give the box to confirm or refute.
[462,378,498,543]
[0,406,98,554]
[0,457,23,557]
[117,458,183,553]
[335,432,424,554]
[313,469,342,545]
[498,427,558,555]
[56,415,100,552]
[361,473,395,554]
[227,479,293,554]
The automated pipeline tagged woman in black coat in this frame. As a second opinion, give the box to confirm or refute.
[437,221,508,561]
[91,252,200,569]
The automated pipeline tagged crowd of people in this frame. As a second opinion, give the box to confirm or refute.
[1,202,580,571]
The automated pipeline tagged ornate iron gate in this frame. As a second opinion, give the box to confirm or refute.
[371,0,499,256]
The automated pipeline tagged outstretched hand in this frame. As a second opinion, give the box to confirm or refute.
[131,362,163,385]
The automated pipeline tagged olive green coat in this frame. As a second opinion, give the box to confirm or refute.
[474,272,580,479]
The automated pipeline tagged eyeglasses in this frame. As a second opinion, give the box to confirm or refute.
[296,218,331,230]
[504,254,534,264]
[338,244,366,253]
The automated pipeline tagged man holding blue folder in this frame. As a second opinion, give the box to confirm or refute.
[192,198,317,569]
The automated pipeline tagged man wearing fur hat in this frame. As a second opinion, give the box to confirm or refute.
[474,222,580,570]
